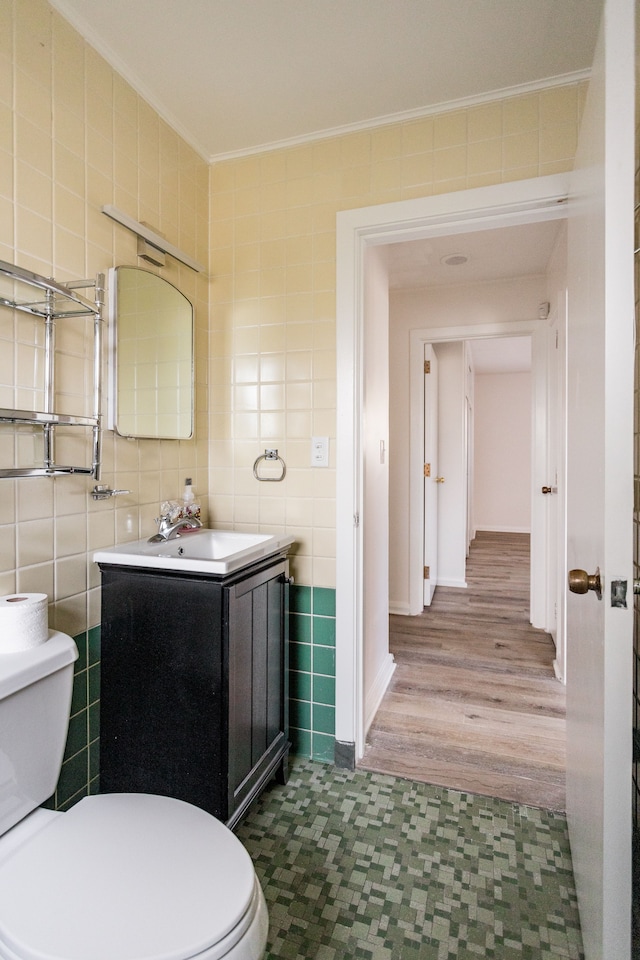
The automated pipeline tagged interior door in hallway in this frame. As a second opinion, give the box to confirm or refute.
[423,344,439,605]
[565,0,634,956]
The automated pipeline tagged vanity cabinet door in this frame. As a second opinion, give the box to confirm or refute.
[226,560,289,824]
[99,567,228,819]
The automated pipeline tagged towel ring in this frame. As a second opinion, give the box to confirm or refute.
[253,448,286,482]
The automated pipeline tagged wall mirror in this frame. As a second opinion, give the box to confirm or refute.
[108,266,194,439]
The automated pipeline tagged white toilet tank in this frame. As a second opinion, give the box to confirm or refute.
[0,631,78,836]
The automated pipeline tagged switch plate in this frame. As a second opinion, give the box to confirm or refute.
[311,436,329,467]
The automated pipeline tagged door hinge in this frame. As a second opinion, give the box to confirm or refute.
[354,512,360,526]
[424,360,431,374]
[424,463,431,477]
[424,566,430,579]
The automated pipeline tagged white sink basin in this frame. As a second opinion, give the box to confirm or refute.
[93,529,294,575]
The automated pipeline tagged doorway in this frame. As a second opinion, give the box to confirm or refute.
[335,172,571,759]
[402,328,541,617]
[419,334,535,595]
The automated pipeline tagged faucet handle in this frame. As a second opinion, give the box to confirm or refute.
[158,500,182,524]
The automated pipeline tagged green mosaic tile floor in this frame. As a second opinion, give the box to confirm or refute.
[237,760,584,960]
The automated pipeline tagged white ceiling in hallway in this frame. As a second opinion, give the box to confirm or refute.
[386,218,559,374]
[50,0,602,160]
[386,220,563,289]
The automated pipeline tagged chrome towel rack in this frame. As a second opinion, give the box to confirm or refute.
[253,449,286,482]
[0,259,104,480]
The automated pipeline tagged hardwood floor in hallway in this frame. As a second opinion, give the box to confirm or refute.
[359,531,566,811]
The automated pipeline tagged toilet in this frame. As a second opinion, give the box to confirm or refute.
[0,631,268,960]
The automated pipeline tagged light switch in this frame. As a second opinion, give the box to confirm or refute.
[311,436,329,467]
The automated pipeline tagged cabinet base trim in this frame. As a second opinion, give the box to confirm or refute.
[227,741,290,831]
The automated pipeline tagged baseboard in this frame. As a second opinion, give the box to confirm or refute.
[436,578,468,589]
[364,653,396,735]
[389,600,412,616]
[334,740,356,770]
[474,525,531,534]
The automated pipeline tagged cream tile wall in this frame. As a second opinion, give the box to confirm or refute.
[208,81,586,589]
[0,0,209,638]
[2,0,587,625]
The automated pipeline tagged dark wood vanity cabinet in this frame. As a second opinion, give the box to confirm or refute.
[97,554,290,829]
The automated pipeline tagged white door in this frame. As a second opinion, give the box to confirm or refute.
[423,344,439,605]
[565,0,634,956]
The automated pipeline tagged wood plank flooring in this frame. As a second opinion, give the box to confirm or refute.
[359,531,566,811]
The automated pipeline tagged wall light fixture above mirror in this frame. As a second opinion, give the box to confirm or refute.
[108,266,194,440]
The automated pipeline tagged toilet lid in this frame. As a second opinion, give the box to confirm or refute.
[0,794,257,960]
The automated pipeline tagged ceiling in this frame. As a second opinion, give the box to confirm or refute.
[50,0,602,162]
[386,220,563,289]
[49,1,578,374]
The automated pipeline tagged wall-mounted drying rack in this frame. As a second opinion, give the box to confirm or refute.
[0,259,104,480]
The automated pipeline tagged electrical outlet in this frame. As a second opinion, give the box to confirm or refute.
[311,436,329,467]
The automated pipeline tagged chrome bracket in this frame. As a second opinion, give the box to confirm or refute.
[91,484,130,500]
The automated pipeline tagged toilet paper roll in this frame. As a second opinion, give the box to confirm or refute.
[0,593,49,653]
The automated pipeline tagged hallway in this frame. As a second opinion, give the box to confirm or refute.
[360,532,566,811]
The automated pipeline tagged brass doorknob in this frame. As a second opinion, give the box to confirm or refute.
[435,477,445,483]
[541,486,553,494]
[568,567,602,600]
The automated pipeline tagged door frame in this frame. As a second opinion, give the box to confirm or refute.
[336,173,570,757]
[422,343,439,607]
[408,322,540,619]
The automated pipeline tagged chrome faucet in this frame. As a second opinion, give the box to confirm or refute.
[148,515,202,543]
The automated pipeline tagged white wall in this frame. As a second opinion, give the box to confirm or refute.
[388,275,547,611]
[363,245,395,732]
[473,372,532,532]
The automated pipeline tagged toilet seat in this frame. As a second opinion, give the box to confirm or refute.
[0,793,264,960]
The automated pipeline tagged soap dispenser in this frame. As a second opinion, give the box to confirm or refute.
[182,477,201,520]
